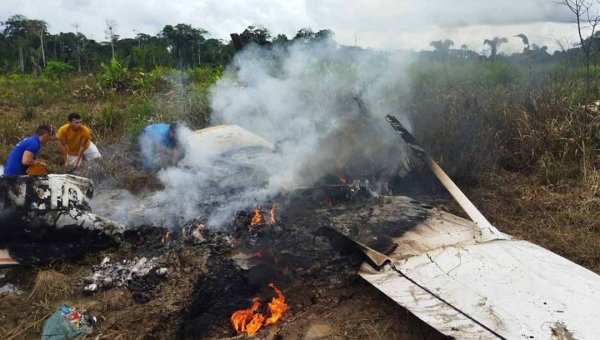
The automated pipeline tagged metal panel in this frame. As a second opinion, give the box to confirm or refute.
[0,249,18,266]
[354,196,598,339]
[360,264,500,339]
[392,240,600,339]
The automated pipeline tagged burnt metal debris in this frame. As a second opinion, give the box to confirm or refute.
[83,256,168,293]
[0,174,126,265]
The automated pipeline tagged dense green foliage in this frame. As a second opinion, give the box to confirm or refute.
[0,14,340,74]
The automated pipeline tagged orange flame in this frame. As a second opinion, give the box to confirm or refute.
[264,283,289,326]
[251,206,262,225]
[338,173,347,184]
[246,312,265,335]
[269,203,278,224]
[161,231,172,244]
[231,301,261,335]
[230,284,289,335]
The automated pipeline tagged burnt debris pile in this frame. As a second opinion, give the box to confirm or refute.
[171,184,432,339]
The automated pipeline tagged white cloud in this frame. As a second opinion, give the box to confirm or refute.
[0,0,581,52]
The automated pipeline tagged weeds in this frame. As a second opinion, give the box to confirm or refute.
[408,60,600,186]
[21,104,36,121]
[0,115,24,146]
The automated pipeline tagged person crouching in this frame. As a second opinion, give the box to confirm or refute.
[2,125,52,176]
[139,123,183,171]
[56,113,101,169]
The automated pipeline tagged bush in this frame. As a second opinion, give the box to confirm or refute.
[188,66,223,86]
[44,61,76,81]
[0,75,65,107]
[21,105,36,121]
[125,96,154,136]
[100,58,129,91]
[408,60,600,185]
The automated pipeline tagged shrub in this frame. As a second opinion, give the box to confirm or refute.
[21,105,36,121]
[44,61,76,81]
[100,58,129,91]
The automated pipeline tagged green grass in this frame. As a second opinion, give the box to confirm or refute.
[0,66,221,169]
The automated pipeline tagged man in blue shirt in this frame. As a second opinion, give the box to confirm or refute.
[139,123,182,171]
[3,125,52,176]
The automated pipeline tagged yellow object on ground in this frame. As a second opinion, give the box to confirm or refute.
[26,162,48,175]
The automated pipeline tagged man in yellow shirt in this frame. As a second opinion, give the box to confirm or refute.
[56,113,101,168]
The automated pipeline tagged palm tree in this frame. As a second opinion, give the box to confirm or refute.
[430,39,454,52]
[430,39,454,61]
[460,44,469,59]
[514,34,530,50]
[483,36,508,61]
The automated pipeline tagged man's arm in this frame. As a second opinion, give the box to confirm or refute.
[158,146,169,169]
[74,137,89,168]
[21,151,36,167]
[171,146,181,166]
[59,137,69,166]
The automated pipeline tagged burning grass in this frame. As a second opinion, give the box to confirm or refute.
[230,283,289,335]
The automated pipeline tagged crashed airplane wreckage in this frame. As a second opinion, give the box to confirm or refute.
[317,115,600,340]
[1,119,599,339]
[0,174,125,266]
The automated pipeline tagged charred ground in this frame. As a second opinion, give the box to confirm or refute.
[1,178,449,340]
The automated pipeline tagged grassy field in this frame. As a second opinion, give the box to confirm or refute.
[1,57,599,273]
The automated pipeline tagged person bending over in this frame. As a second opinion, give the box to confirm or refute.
[3,125,52,176]
[140,123,183,171]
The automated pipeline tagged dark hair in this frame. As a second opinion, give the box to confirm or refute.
[169,122,180,133]
[35,124,52,136]
[68,112,82,121]
[167,123,181,147]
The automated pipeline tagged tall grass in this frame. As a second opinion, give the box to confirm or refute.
[407,60,600,186]
[0,59,597,188]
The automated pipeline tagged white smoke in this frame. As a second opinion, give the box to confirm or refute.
[92,41,415,228]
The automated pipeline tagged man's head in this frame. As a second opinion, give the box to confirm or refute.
[68,113,83,131]
[35,124,52,145]
[168,123,180,146]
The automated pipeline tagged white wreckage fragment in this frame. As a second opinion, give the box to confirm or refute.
[0,174,126,266]
[192,122,599,338]
[347,115,600,340]
[83,256,168,293]
[356,196,600,339]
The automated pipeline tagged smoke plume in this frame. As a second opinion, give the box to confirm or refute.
[92,41,415,228]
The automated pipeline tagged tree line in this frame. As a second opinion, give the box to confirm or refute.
[0,14,337,75]
[3,11,600,77]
